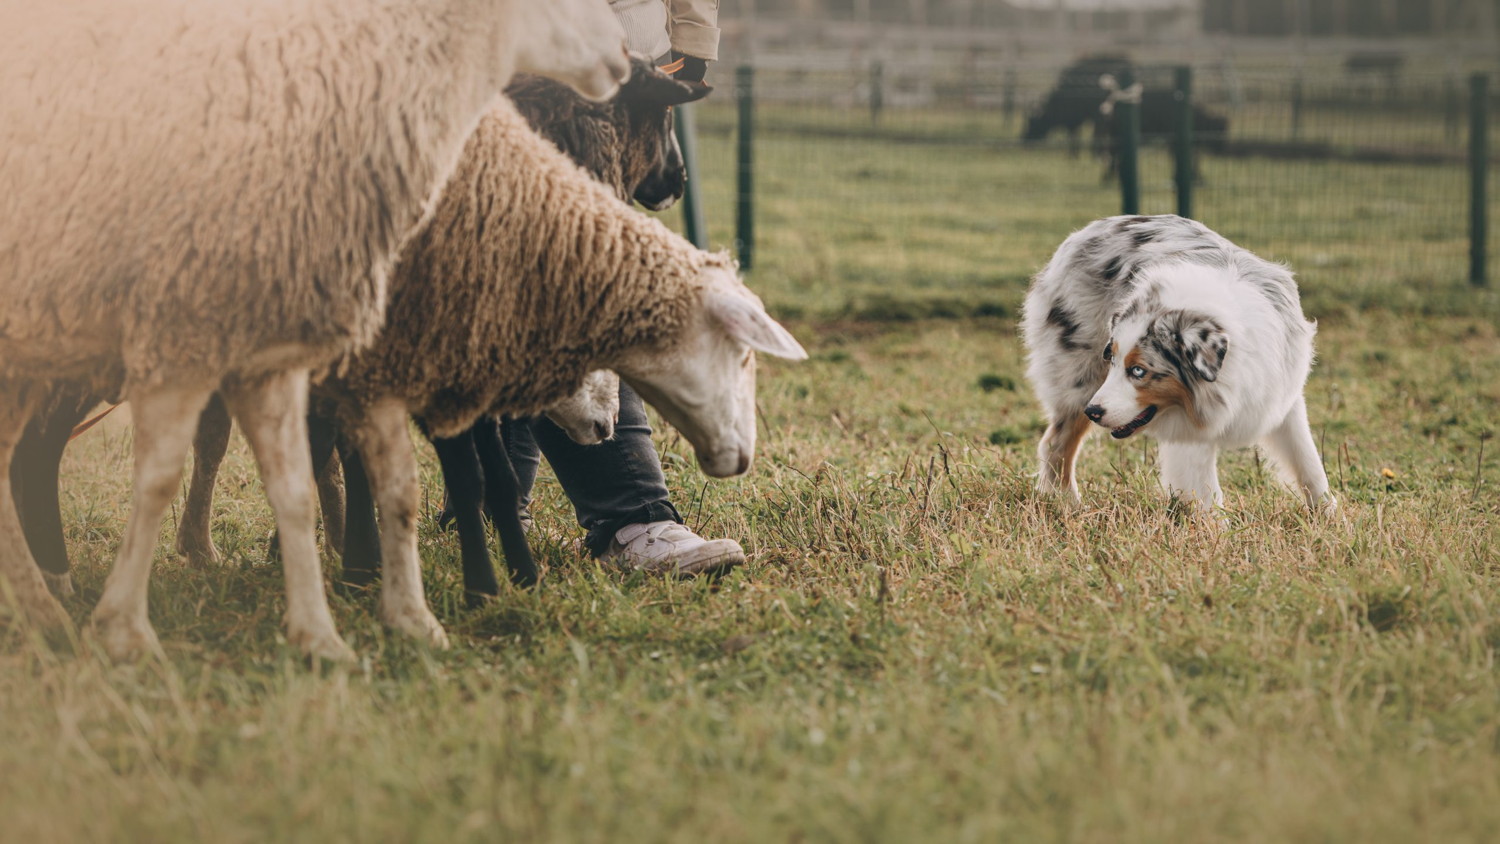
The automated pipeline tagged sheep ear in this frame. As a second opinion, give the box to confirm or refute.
[707,291,808,360]
[1168,313,1229,382]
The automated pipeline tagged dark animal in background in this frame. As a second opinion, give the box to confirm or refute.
[1092,88,1229,181]
[1021,53,1134,156]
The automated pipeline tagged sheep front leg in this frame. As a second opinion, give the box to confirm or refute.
[222,370,353,663]
[471,420,539,589]
[14,387,94,597]
[176,393,231,568]
[92,383,214,660]
[430,428,504,603]
[352,398,448,649]
[0,381,70,632]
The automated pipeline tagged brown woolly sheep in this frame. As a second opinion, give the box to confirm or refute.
[308,93,804,628]
[0,0,628,661]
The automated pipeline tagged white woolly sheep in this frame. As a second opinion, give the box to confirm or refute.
[0,0,629,661]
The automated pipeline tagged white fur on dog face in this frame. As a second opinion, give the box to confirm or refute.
[511,0,631,103]
[543,370,620,445]
[616,267,807,478]
[1088,317,1163,436]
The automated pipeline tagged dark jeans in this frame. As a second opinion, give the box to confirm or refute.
[502,382,682,556]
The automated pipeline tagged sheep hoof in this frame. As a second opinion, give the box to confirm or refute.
[42,570,75,599]
[184,545,222,569]
[463,590,498,611]
[380,601,450,650]
[91,610,164,662]
[288,625,356,664]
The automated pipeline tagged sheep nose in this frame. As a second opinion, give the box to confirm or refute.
[736,452,751,475]
[1084,405,1105,423]
[594,420,613,441]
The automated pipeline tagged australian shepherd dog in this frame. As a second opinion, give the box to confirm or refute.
[1022,215,1334,515]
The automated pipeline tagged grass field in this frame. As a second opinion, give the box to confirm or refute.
[3,107,1499,842]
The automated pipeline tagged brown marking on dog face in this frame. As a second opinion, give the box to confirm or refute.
[1123,347,1201,426]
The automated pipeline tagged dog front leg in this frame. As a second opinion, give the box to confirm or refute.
[1157,441,1224,519]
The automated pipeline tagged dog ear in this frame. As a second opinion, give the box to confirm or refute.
[1175,313,1229,382]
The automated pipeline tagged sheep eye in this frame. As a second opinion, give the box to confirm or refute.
[1128,365,1147,379]
[1102,344,1114,362]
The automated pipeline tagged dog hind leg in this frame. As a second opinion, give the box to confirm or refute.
[1037,412,1092,504]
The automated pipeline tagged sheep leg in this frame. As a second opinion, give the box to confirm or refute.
[304,411,346,560]
[431,429,504,604]
[336,444,382,589]
[471,421,539,589]
[91,383,213,660]
[221,370,353,663]
[351,398,448,648]
[14,388,94,597]
[260,411,349,565]
[177,393,231,568]
[0,381,70,632]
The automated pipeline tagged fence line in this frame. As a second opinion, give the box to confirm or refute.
[675,60,1495,318]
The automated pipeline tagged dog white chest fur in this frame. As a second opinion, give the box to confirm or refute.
[1022,215,1333,513]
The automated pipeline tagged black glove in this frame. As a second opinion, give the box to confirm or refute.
[671,51,709,84]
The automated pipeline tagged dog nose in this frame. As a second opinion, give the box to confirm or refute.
[1084,404,1105,422]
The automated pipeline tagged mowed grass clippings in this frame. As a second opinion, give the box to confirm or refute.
[2,115,1499,843]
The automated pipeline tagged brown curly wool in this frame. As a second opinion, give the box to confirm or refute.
[325,95,737,438]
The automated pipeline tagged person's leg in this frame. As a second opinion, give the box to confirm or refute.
[528,383,742,576]
[496,415,540,529]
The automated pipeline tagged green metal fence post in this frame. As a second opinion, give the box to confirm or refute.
[735,64,755,270]
[1173,65,1194,219]
[675,104,708,250]
[1471,73,1488,287]
[1117,69,1141,216]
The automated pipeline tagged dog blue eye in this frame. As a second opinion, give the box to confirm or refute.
[1128,365,1147,379]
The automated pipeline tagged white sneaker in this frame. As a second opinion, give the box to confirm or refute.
[601,521,745,578]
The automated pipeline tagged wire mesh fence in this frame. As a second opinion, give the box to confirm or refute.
[668,53,1497,322]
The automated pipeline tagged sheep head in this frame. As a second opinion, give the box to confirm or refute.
[616,265,807,479]
[542,369,621,445]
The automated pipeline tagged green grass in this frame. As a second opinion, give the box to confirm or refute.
[4,109,1500,842]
